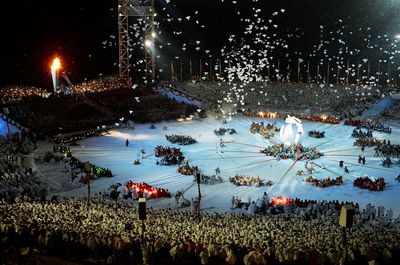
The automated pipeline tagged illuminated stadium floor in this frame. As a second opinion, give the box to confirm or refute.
[51,116,400,215]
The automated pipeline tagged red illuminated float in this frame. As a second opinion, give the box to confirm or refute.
[154,146,185,165]
[126,181,171,199]
[353,177,385,191]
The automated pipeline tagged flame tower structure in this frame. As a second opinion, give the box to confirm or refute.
[51,57,61,93]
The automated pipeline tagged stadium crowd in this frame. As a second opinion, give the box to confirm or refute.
[1,79,399,265]
[0,136,47,203]
[71,75,128,93]
[1,134,398,265]
[381,101,400,123]
[1,197,399,265]
[0,86,47,104]
[172,81,386,118]
[1,78,195,137]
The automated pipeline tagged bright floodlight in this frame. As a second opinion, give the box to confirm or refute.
[151,32,156,38]
[396,34,400,39]
[145,39,153,47]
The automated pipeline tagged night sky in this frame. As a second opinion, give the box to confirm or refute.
[1,0,399,88]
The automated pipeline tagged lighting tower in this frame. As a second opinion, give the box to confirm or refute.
[144,0,156,82]
[118,0,130,83]
[118,0,156,84]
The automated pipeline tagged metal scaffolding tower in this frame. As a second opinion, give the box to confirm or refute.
[118,0,130,82]
[144,1,156,82]
[118,0,156,84]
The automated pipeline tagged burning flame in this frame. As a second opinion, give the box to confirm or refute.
[272,196,291,205]
[51,57,61,71]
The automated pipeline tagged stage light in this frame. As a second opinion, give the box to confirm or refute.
[145,39,153,47]
[151,31,156,38]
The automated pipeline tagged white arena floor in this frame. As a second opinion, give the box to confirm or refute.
[47,116,400,216]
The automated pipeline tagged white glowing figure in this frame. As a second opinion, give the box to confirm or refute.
[280,115,303,146]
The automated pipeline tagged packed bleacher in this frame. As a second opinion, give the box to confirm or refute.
[381,101,400,123]
[173,81,386,118]
[0,78,196,137]
[0,86,47,104]
[0,135,47,203]
[70,75,128,93]
[1,197,399,265]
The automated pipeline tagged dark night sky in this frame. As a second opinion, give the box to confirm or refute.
[1,0,399,88]
[0,0,116,87]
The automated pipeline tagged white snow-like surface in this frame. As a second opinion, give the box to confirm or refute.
[53,116,400,215]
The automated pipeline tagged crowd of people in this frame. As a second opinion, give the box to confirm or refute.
[2,92,116,137]
[260,144,322,160]
[177,161,201,176]
[0,86,47,104]
[374,141,400,159]
[345,118,392,133]
[214,127,237,136]
[172,81,221,108]
[1,78,195,138]
[154,146,185,166]
[248,111,341,124]
[353,177,386,191]
[249,121,278,139]
[175,161,222,185]
[1,78,400,264]
[197,173,224,185]
[70,75,128,94]
[354,138,400,159]
[296,114,341,124]
[231,193,270,213]
[229,175,273,187]
[1,197,399,265]
[308,130,325,138]
[0,136,47,203]
[381,101,400,122]
[303,175,344,188]
[351,128,373,138]
[165,134,197,145]
[381,157,397,168]
[173,81,386,118]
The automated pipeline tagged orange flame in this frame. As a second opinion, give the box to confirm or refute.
[51,57,61,70]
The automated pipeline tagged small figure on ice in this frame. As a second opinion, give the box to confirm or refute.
[220,138,225,148]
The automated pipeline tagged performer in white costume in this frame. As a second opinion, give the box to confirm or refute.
[280,115,303,145]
